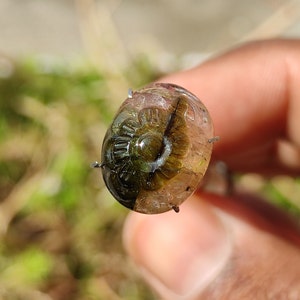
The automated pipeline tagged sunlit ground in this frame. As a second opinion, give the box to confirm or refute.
[1,50,300,300]
[1,1,300,299]
[0,57,160,299]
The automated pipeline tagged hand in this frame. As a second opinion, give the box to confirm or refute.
[123,39,300,299]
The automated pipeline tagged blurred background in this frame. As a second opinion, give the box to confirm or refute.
[0,0,300,299]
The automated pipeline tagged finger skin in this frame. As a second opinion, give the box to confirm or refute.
[198,193,300,299]
[198,197,300,300]
[160,39,300,172]
[124,194,300,300]
[123,39,300,300]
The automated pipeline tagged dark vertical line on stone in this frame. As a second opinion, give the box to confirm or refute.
[145,97,183,189]
[163,96,182,138]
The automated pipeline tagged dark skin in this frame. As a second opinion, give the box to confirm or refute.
[123,39,300,299]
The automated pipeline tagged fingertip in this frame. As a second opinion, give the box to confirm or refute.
[123,195,232,298]
[123,192,300,299]
[122,211,147,259]
[160,39,300,172]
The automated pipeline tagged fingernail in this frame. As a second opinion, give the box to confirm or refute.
[123,196,232,298]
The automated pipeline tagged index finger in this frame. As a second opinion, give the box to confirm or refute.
[160,39,300,173]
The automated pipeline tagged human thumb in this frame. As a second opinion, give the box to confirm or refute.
[123,194,300,299]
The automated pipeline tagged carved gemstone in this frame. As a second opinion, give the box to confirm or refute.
[100,83,214,214]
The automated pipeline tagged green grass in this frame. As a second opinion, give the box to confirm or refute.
[0,57,159,300]
[0,56,299,300]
